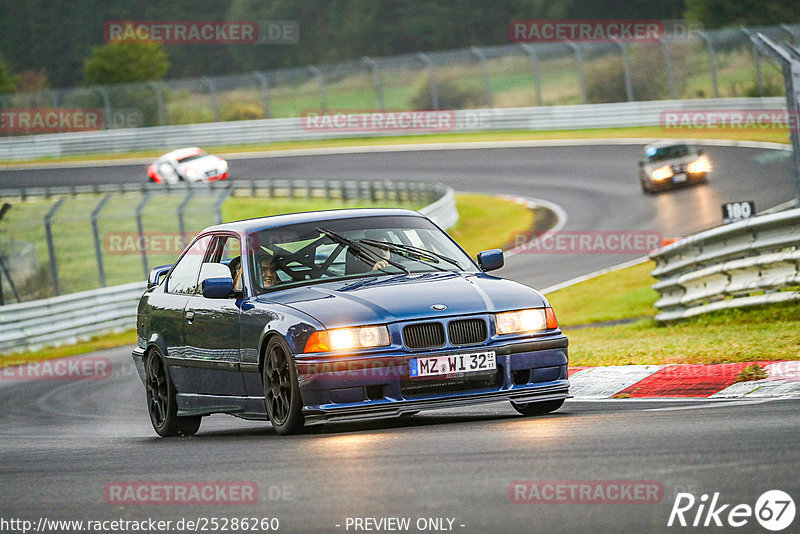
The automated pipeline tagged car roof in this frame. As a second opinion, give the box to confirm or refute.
[199,208,429,236]
[162,147,205,160]
[644,140,694,150]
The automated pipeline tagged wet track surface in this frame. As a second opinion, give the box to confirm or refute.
[1,143,797,532]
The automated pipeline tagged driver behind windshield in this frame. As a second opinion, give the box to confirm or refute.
[254,253,280,288]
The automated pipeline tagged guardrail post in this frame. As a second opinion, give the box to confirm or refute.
[307,66,327,112]
[214,188,231,225]
[177,189,195,244]
[698,31,720,98]
[147,81,167,126]
[91,194,111,287]
[362,57,385,112]
[519,44,543,106]
[369,181,377,203]
[661,37,678,99]
[288,180,295,199]
[469,47,494,108]
[340,180,348,202]
[565,42,588,104]
[44,197,66,296]
[252,72,272,119]
[416,53,440,110]
[201,77,221,122]
[135,193,153,279]
[325,180,332,201]
[613,41,634,102]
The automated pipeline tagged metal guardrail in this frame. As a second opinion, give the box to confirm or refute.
[0,98,786,161]
[650,207,800,321]
[0,281,145,353]
[0,181,457,352]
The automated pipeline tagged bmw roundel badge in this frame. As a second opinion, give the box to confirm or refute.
[431,304,447,311]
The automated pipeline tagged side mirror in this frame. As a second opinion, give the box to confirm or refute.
[148,265,172,288]
[202,277,234,299]
[697,148,705,156]
[198,263,236,298]
[477,249,504,272]
[638,160,644,167]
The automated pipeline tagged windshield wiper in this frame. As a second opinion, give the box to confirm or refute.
[315,227,410,274]
[360,239,463,270]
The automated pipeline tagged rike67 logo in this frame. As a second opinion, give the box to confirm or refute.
[668,490,795,531]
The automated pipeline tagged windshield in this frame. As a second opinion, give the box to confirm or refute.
[176,152,208,163]
[646,144,692,163]
[246,215,477,294]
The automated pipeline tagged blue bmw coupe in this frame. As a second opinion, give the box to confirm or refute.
[132,209,570,436]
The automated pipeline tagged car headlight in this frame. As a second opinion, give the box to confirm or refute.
[687,155,711,174]
[303,325,391,353]
[651,166,672,181]
[185,167,198,178]
[495,308,558,335]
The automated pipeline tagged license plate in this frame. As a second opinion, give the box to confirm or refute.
[409,351,496,378]
[205,169,218,177]
[673,173,687,183]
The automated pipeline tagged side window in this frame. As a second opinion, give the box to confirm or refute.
[199,235,242,292]
[166,235,212,294]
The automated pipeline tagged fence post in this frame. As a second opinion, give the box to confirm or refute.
[135,193,153,279]
[214,188,232,225]
[750,33,800,198]
[565,42,587,104]
[519,44,543,106]
[177,189,195,243]
[741,28,764,96]
[201,77,221,122]
[780,24,798,44]
[96,86,113,130]
[469,47,494,108]
[90,194,111,287]
[252,71,272,119]
[416,53,440,110]
[307,66,327,112]
[147,81,167,126]
[362,57,385,112]
[613,41,634,102]
[698,31,720,98]
[661,37,678,100]
[44,197,67,296]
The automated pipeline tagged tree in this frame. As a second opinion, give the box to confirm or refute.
[0,56,18,94]
[83,42,168,85]
[685,0,800,28]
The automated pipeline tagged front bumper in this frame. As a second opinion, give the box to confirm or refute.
[296,335,569,420]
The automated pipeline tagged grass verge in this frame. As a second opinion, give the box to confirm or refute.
[545,260,800,366]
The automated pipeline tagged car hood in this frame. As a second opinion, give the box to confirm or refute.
[256,271,548,328]
[643,153,700,171]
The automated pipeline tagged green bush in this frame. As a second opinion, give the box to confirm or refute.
[409,75,485,109]
[221,102,265,121]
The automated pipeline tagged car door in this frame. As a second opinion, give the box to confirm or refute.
[148,234,214,392]
[183,234,248,396]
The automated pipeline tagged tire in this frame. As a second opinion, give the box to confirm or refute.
[640,174,653,194]
[144,348,201,437]
[511,398,565,416]
[263,337,305,435]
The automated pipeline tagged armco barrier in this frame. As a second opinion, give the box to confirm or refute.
[0,98,785,161]
[650,207,800,321]
[0,182,457,352]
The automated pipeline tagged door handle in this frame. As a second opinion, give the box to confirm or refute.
[186,311,195,324]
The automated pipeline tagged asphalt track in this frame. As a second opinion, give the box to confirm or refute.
[0,142,798,533]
